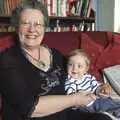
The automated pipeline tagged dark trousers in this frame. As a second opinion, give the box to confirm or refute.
[67,110,112,120]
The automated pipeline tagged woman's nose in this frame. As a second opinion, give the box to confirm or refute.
[28,24,36,32]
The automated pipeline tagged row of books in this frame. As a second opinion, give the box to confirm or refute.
[0,0,23,16]
[0,0,93,18]
[37,0,93,17]
[47,22,95,32]
[0,26,15,32]
[0,22,95,32]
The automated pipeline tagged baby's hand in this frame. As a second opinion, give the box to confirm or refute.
[96,83,111,98]
[98,92,109,98]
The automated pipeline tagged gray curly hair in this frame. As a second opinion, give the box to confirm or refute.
[10,0,49,29]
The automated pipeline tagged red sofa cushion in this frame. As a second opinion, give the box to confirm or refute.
[0,35,14,52]
[96,33,120,70]
[43,32,80,56]
[80,32,111,81]
[0,31,118,81]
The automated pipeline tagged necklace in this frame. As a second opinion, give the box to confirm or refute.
[37,47,46,67]
[22,47,46,68]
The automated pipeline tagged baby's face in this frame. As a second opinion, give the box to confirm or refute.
[67,55,89,79]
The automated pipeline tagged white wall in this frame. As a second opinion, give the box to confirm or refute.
[95,0,115,31]
[114,0,120,32]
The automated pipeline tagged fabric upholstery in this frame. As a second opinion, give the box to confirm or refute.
[0,35,14,51]
[43,32,81,56]
[0,31,119,81]
[95,33,120,70]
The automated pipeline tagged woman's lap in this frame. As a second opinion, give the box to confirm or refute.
[67,110,112,120]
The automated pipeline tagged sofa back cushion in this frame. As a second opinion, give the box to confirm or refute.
[0,33,15,52]
[0,31,118,82]
[96,32,120,69]
[80,32,111,81]
[43,32,81,56]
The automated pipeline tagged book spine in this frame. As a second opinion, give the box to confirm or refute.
[50,0,53,16]
[52,0,57,16]
[87,0,92,18]
[47,0,51,16]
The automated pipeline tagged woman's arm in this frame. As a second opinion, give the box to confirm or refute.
[32,92,95,117]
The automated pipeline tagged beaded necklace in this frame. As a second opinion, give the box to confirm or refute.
[22,46,51,71]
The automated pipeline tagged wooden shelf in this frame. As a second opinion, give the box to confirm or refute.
[0,16,95,23]
[50,16,94,21]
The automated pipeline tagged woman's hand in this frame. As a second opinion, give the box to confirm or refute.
[71,92,96,107]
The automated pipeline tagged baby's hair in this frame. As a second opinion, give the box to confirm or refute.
[67,49,91,67]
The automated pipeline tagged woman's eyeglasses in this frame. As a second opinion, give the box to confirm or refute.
[20,20,45,29]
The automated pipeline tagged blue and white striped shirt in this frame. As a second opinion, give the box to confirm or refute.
[65,73,100,94]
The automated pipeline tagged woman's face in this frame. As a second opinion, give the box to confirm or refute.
[18,8,45,49]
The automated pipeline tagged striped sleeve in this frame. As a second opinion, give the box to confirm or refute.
[90,75,100,92]
[65,76,77,94]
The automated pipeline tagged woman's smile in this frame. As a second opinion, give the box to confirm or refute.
[25,34,38,39]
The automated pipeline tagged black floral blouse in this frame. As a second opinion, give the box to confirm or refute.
[0,44,67,120]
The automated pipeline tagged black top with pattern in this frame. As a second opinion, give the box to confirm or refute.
[0,44,67,120]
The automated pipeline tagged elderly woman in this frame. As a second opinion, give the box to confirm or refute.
[0,0,111,120]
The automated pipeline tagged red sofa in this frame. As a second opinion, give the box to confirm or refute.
[43,32,120,81]
[0,31,120,119]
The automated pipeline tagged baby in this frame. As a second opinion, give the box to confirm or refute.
[65,49,120,119]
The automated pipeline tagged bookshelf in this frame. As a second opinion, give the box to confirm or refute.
[49,16,95,32]
[0,0,95,32]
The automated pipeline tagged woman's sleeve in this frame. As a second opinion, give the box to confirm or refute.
[0,52,4,93]
[0,53,4,118]
[16,95,39,119]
